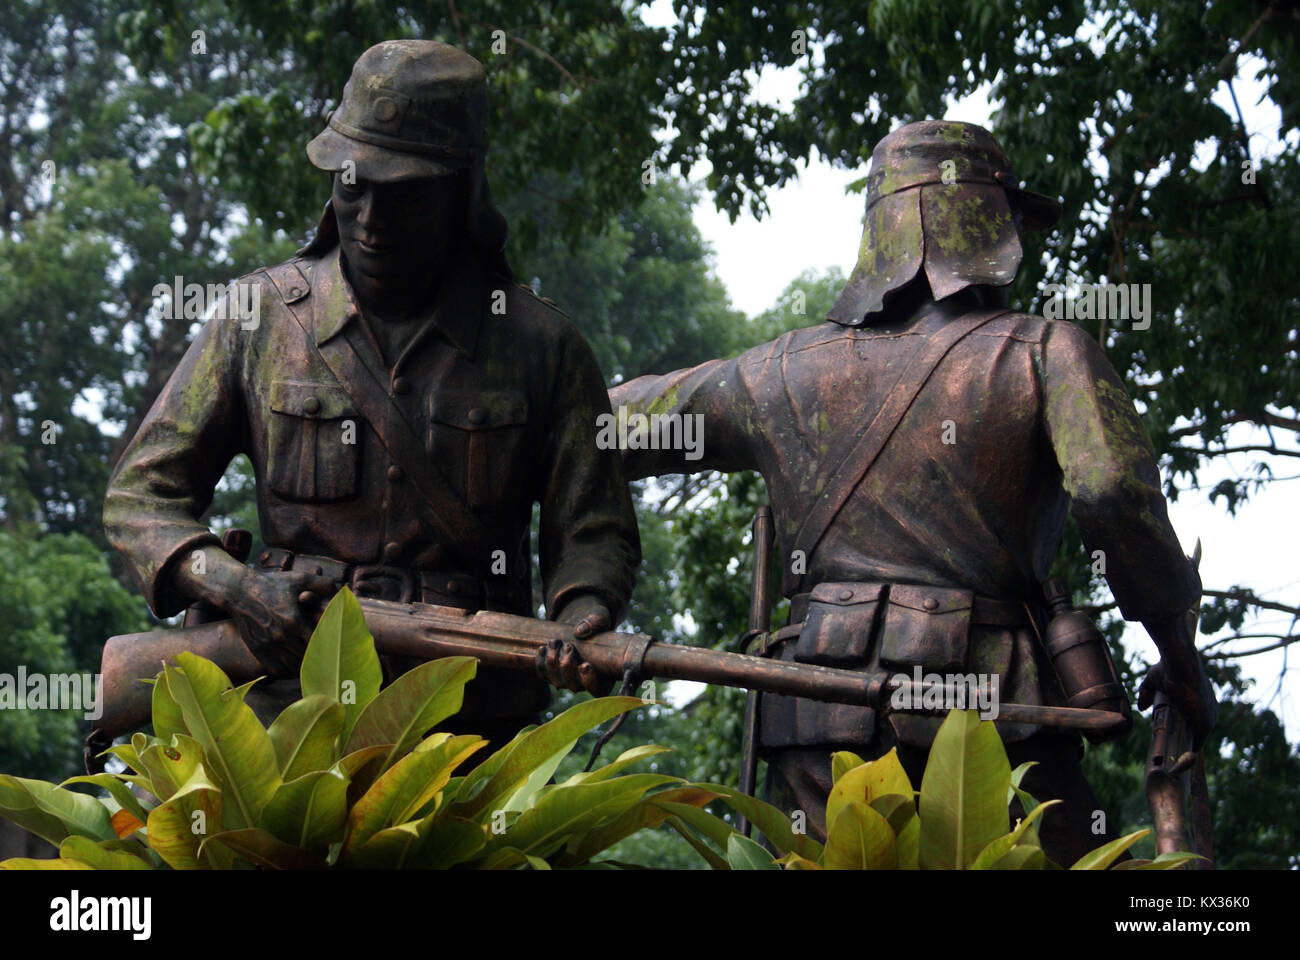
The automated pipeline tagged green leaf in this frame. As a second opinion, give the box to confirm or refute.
[700,783,825,861]
[138,734,204,802]
[0,776,116,845]
[300,587,383,737]
[163,653,281,829]
[727,831,780,870]
[145,764,227,870]
[1070,829,1152,870]
[344,656,478,773]
[970,799,1061,869]
[203,828,328,870]
[0,857,94,870]
[826,747,914,834]
[60,774,151,826]
[448,696,646,821]
[1116,851,1205,870]
[831,750,868,783]
[261,769,350,852]
[59,836,152,870]
[484,774,680,859]
[345,735,484,851]
[663,816,730,870]
[918,710,1012,869]
[560,786,722,865]
[824,800,898,869]
[560,744,672,787]
[151,670,186,742]
[985,844,1047,870]
[268,695,346,780]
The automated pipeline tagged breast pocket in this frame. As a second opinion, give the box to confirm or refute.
[266,380,362,502]
[428,389,530,509]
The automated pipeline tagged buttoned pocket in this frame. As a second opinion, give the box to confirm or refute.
[428,389,530,508]
[794,581,886,666]
[877,584,974,673]
[267,380,362,502]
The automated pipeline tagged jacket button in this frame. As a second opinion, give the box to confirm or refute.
[383,542,400,562]
[302,396,320,415]
[392,376,410,395]
[468,407,487,425]
[387,465,403,482]
[838,589,854,601]
[923,597,939,611]
[445,580,460,595]
[289,286,304,298]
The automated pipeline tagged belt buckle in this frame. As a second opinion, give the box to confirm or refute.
[350,564,416,603]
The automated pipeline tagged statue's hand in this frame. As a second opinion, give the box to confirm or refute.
[225,568,338,677]
[537,593,614,695]
[1137,657,1219,752]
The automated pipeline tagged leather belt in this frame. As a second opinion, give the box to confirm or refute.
[256,546,485,610]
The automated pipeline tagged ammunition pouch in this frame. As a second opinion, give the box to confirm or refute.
[878,584,975,673]
[794,582,886,666]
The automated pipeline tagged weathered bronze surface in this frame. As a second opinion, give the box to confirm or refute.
[608,120,1217,865]
[102,40,640,739]
[94,597,1129,741]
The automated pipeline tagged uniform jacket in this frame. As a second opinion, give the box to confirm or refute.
[609,301,1199,748]
[105,245,640,643]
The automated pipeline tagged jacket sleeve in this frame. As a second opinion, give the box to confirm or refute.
[1039,320,1200,623]
[103,297,249,618]
[537,316,642,624]
[606,348,763,480]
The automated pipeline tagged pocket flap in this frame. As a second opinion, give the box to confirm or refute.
[430,390,528,430]
[888,584,973,616]
[269,380,357,419]
[808,581,886,607]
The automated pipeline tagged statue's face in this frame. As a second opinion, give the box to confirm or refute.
[332,171,466,284]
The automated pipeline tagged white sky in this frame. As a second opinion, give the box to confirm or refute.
[644,2,1299,743]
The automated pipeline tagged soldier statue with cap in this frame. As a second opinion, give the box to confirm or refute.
[608,120,1217,864]
[104,39,639,744]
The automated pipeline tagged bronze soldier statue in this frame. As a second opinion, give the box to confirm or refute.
[608,121,1217,864]
[103,40,639,745]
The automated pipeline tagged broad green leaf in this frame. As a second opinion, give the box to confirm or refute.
[1070,829,1152,870]
[561,786,722,864]
[138,734,204,802]
[524,854,551,870]
[0,776,115,845]
[0,857,94,870]
[831,750,868,784]
[344,656,478,772]
[727,832,780,870]
[60,774,151,826]
[986,844,1047,869]
[776,851,824,870]
[336,744,393,805]
[448,697,646,821]
[163,653,281,829]
[59,836,152,870]
[146,764,227,870]
[203,828,328,870]
[826,749,913,836]
[1117,851,1205,870]
[895,811,921,869]
[341,818,427,869]
[701,783,825,861]
[417,815,488,869]
[918,710,1012,869]
[262,769,350,851]
[345,735,484,851]
[652,798,743,855]
[970,800,1061,869]
[485,774,679,859]
[561,745,672,788]
[104,743,145,776]
[663,816,730,870]
[268,695,346,779]
[825,800,898,869]
[151,674,186,743]
[300,587,383,737]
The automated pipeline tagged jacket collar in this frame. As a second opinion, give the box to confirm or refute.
[313,246,485,359]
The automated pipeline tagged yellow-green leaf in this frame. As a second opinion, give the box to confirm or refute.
[0,775,115,845]
[825,800,898,869]
[268,695,346,779]
[300,587,383,738]
[261,769,350,851]
[59,836,152,870]
[918,710,1012,869]
[145,764,226,870]
[1070,829,1152,870]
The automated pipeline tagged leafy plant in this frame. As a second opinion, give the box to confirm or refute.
[699,710,1204,871]
[0,588,737,870]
